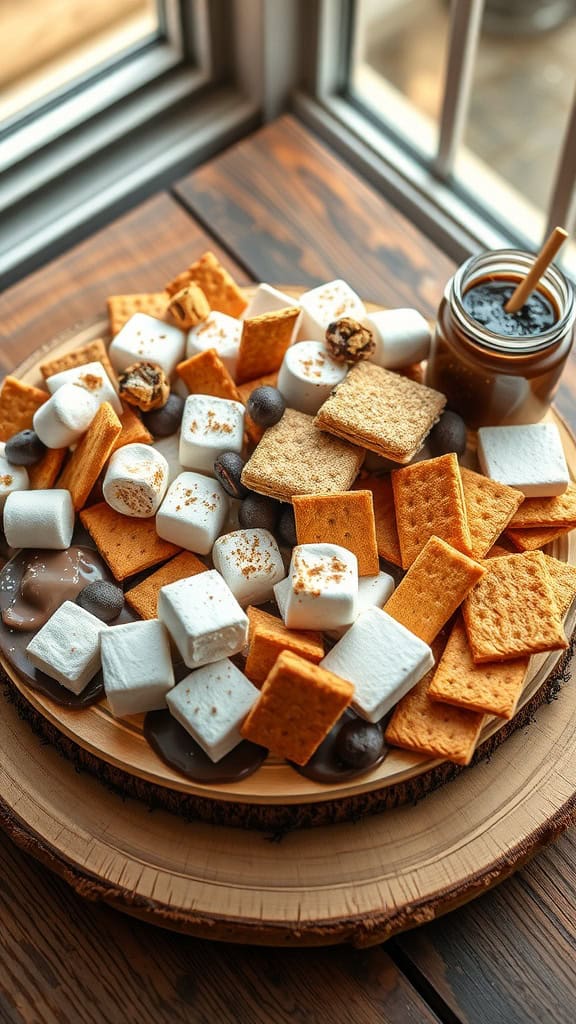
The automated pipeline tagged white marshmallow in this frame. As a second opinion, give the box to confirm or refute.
[179,394,244,474]
[102,443,169,518]
[167,659,259,762]
[109,313,185,378]
[33,383,99,448]
[366,308,431,369]
[273,543,358,631]
[298,280,367,342]
[478,423,569,497]
[158,569,248,669]
[26,601,106,695]
[4,489,74,549]
[321,607,434,723]
[212,529,286,607]
[156,471,229,554]
[186,311,242,378]
[46,361,122,416]
[327,570,396,640]
[243,285,301,334]
[152,434,184,485]
[0,446,29,508]
[277,341,347,415]
[101,619,174,717]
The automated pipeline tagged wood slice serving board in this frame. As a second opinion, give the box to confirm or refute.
[0,291,575,943]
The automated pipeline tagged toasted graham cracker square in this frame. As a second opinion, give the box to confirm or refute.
[463,552,568,663]
[392,454,471,568]
[237,372,279,444]
[508,483,576,528]
[111,403,153,452]
[460,466,524,559]
[0,376,48,442]
[506,524,572,551]
[540,554,576,616]
[241,408,364,503]
[28,448,67,490]
[353,474,401,566]
[57,402,122,510]
[165,251,246,318]
[40,338,117,385]
[428,617,529,719]
[125,551,207,620]
[236,307,301,385]
[245,617,324,686]
[292,490,379,576]
[384,536,485,645]
[485,542,515,558]
[80,502,180,581]
[240,650,353,765]
[107,293,169,336]
[177,348,243,403]
[314,361,445,463]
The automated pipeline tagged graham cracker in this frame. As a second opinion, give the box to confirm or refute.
[314,361,446,463]
[352,474,401,566]
[508,484,576,528]
[111,403,153,452]
[463,551,568,663]
[165,251,246,318]
[80,502,180,581]
[235,307,301,385]
[27,447,67,490]
[540,553,576,616]
[240,407,364,503]
[460,466,524,559]
[237,372,279,445]
[245,617,324,686]
[0,376,48,442]
[107,293,169,336]
[506,524,572,551]
[125,551,207,620]
[485,542,515,558]
[392,454,472,568]
[428,617,529,719]
[40,338,116,385]
[176,349,243,403]
[384,536,485,645]
[240,650,354,765]
[57,402,122,510]
[292,490,379,576]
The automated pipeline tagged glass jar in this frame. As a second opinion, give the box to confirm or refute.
[426,249,576,428]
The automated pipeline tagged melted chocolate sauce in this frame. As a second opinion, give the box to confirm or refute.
[462,279,557,337]
[144,709,268,783]
[290,709,388,784]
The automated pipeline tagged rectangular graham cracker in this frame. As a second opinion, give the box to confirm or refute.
[292,490,379,576]
[508,483,576,528]
[57,402,122,510]
[541,553,576,616]
[240,650,354,765]
[240,408,365,502]
[392,454,472,568]
[107,293,169,336]
[506,524,573,551]
[352,474,401,566]
[165,251,246,318]
[111,403,153,452]
[235,307,301,385]
[0,376,48,442]
[384,536,485,645]
[428,617,529,719]
[237,372,279,445]
[314,361,446,463]
[176,348,243,403]
[40,338,116,385]
[460,466,524,559]
[125,551,207,620]
[244,614,324,686]
[27,447,67,489]
[463,551,568,663]
[80,502,180,581]
[384,636,485,766]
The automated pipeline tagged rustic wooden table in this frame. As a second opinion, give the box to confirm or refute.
[0,115,574,1024]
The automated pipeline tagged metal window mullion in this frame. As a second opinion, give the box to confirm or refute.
[545,85,576,238]
[434,0,485,180]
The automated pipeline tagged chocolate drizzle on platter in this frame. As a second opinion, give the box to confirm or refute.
[144,709,268,784]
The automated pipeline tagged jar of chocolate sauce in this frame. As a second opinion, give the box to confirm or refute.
[426,249,576,427]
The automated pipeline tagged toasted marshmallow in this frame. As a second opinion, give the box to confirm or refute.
[46,360,122,415]
[158,569,248,669]
[212,529,286,607]
[179,394,244,475]
[33,383,99,448]
[277,341,347,415]
[101,619,174,717]
[156,471,229,554]
[26,601,106,694]
[186,311,242,378]
[298,280,367,342]
[274,543,358,631]
[366,308,431,369]
[167,659,259,762]
[109,313,185,378]
[4,489,74,549]
[102,443,169,518]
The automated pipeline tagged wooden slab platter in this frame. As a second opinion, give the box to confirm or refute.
[1,287,576,942]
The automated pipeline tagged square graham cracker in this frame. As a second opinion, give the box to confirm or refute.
[245,615,324,686]
[28,447,67,490]
[176,349,243,403]
[240,408,364,503]
[463,551,568,663]
[80,502,180,581]
[541,554,576,616]
[40,338,116,385]
[384,536,485,645]
[236,307,301,385]
[292,490,379,576]
[353,474,401,566]
[508,483,576,528]
[57,402,122,510]
[125,551,207,620]
[107,293,169,336]
[240,650,353,765]
[428,617,529,719]
[392,454,472,568]
[460,466,524,559]
[314,361,445,463]
[165,251,246,318]
[506,524,573,551]
[111,403,153,452]
[0,376,48,442]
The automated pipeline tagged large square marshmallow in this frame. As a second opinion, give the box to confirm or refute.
[186,311,242,378]
[101,619,174,717]
[109,313,185,378]
[273,543,358,631]
[243,284,302,333]
[477,423,569,497]
[158,569,248,669]
[26,601,106,695]
[212,529,286,607]
[298,280,367,342]
[321,607,434,723]
[327,570,396,640]
[179,394,244,474]
[46,361,122,415]
[0,444,28,508]
[366,308,431,369]
[4,489,74,549]
[156,471,229,554]
[166,659,259,762]
[277,341,347,415]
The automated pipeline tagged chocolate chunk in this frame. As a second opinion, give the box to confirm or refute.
[246,386,286,428]
[213,452,249,499]
[277,504,297,547]
[428,409,467,457]
[77,580,125,622]
[238,493,280,532]
[142,393,185,437]
[5,430,47,466]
